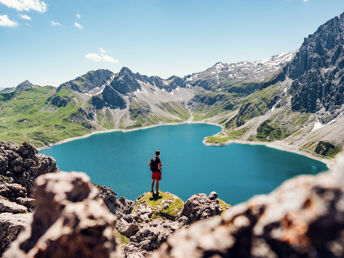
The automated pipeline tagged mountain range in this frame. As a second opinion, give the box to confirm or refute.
[1,12,344,158]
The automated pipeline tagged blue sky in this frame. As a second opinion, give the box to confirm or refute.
[0,0,344,88]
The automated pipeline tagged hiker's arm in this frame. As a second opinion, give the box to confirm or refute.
[158,163,162,170]
[148,161,151,167]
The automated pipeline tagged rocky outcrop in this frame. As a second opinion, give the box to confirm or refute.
[181,192,226,225]
[4,172,122,258]
[152,156,344,258]
[47,95,71,107]
[104,191,229,257]
[97,184,134,216]
[91,85,127,109]
[0,141,58,256]
[0,141,58,203]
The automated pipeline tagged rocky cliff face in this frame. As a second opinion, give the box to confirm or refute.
[152,155,344,258]
[91,85,127,109]
[285,13,344,116]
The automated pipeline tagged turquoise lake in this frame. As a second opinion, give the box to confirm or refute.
[40,124,328,205]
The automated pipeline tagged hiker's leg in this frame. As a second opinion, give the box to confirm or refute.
[156,180,159,193]
[151,179,155,192]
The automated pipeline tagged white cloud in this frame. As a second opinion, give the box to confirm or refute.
[303,0,309,2]
[51,20,62,26]
[76,13,81,19]
[19,14,31,20]
[74,22,83,29]
[85,49,119,64]
[85,53,103,62]
[0,14,18,27]
[0,0,47,13]
[102,54,118,63]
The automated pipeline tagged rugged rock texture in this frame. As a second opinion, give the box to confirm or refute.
[0,141,58,204]
[110,67,186,96]
[152,156,344,258]
[108,191,229,257]
[97,184,134,216]
[91,85,127,109]
[58,69,115,93]
[0,141,58,256]
[181,192,225,225]
[286,12,344,116]
[47,95,71,107]
[4,172,122,258]
[0,213,31,255]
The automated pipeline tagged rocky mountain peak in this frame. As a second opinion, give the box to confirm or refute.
[58,69,114,93]
[15,80,34,92]
[185,52,294,91]
[284,11,344,114]
[119,66,134,77]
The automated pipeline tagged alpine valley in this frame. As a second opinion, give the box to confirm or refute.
[2,12,344,159]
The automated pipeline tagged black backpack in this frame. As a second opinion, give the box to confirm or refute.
[150,157,159,172]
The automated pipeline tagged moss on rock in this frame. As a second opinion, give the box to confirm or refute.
[132,192,184,220]
[218,199,231,214]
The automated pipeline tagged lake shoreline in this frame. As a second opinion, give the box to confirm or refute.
[38,120,331,168]
[203,139,332,168]
[37,121,223,151]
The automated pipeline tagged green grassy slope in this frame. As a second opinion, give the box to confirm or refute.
[0,86,91,147]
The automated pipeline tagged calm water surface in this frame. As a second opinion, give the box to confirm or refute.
[40,124,327,205]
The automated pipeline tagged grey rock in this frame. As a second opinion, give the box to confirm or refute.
[14,197,35,210]
[4,172,122,258]
[0,141,58,198]
[208,191,218,200]
[0,196,28,214]
[117,218,139,237]
[0,183,27,199]
[0,213,31,256]
[267,12,344,115]
[97,184,134,217]
[91,85,127,109]
[46,95,71,107]
[181,193,222,224]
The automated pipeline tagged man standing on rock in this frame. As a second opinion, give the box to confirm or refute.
[149,150,162,195]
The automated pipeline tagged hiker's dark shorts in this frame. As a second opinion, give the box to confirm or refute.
[152,171,161,180]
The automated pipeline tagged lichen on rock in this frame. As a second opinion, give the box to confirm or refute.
[131,192,184,221]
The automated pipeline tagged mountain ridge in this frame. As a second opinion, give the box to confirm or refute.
[1,12,344,158]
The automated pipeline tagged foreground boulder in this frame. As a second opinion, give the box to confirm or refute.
[152,156,344,258]
[4,172,122,258]
[0,141,58,255]
[0,213,31,255]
